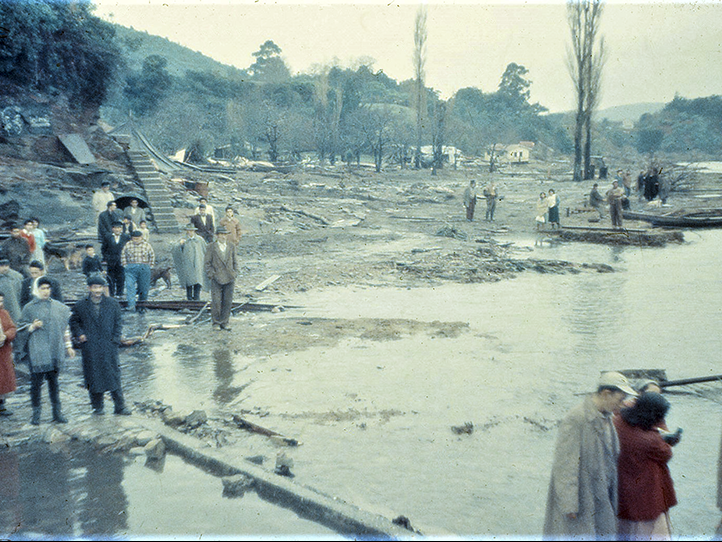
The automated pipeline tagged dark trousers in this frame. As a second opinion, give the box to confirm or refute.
[486,198,497,221]
[30,370,60,407]
[465,198,476,221]
[89,389,125,413]
[107,262,124,297]
[210,280,234,326]
[186,284,201,301]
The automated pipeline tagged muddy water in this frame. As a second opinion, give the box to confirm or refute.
[134,229,722,537]
[0,442,336,538]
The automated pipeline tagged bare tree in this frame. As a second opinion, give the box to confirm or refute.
[412,5,428,169]
[431,100,446,176]
[567,0,605,182]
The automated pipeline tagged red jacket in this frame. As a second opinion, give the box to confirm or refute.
[614,415,677,521]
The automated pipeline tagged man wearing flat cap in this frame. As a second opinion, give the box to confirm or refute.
[70,274,130,416]
[204,225,238,330]
[172,223,207,301]
[544,371,637,539]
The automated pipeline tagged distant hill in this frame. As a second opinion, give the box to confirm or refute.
[596,102,665,122]
[113,25,247,79]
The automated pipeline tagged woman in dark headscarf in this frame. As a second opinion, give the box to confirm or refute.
[614,392,677,540]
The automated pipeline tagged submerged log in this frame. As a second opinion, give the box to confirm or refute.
[231,414,300,446]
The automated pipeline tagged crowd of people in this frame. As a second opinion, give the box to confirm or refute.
[0,183,241,424]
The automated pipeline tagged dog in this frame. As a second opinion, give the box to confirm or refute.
[43,242,86,271]
[150,266,172,289]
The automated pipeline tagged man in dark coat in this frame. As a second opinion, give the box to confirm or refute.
[70,274,130,416]
[204,226,238,330]
[97,201,123,243]
[190,203,215,243]
[101,221,129,298]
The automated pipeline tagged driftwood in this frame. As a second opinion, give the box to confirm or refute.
[120,323,184,347]
[279,205,330,225]
[231,414,300,446]
[186,301,210,325]
[254,275,281,291]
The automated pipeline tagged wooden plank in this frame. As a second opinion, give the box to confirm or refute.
[255,274,281,291]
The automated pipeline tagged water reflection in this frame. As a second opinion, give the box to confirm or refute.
[212,348,251,405]
[0,443,128,537]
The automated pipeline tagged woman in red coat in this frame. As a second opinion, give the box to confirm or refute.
[615,392,677,540]
[0,291,18,416]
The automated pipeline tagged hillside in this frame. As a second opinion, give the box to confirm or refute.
[596,102,665,122]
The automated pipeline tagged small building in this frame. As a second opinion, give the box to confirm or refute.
[484,142,533,164]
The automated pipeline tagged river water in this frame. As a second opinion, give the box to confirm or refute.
[5,228,721,539]
[125,228,722,538]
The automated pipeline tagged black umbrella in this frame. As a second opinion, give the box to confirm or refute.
[114,193,150,210]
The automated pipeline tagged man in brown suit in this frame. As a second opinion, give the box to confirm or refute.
[203,226,238,331]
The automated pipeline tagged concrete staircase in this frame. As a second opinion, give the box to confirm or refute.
[126,149,180,233]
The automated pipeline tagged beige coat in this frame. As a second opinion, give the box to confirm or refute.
[543,395,620,540]
[204,241,238,285]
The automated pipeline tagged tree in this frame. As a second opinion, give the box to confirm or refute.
[412,6,428,169]
[567,0,605,181]
[249,40,291,83]
[124,55,172,117]
[430,100,447,176]
[498,63,531,111]
[636,128,664,159]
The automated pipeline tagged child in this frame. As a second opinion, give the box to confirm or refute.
[81,245,103,277]
[138,219,151,242]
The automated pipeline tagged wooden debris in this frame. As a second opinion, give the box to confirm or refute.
[231,414,300,446]
[255,275,281,291]
[279,205,330,225]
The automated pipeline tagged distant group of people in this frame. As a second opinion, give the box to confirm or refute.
[535,189,561,229]
[544,372,681,540]
[463,179,502,222]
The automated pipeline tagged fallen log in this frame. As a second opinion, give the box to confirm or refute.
[660,374,722,388]
[231,414,300,446]
[255,274,281,291]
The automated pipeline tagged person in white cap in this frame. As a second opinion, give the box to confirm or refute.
[543,371,637,539]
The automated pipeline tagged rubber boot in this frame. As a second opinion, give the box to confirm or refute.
[31,406,41,426]
[52,402,67,424]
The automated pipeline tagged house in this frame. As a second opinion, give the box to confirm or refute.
[484,142,533,164]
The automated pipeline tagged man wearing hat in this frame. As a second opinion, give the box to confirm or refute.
[102,221,130,299]
[70,274,130,416]
[171,223,207,301]
[544,371,638,539]
[204,225,238,330]
[120,230,155,313]
[190,203,215,244]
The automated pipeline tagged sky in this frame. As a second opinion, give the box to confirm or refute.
[92,0,722,113]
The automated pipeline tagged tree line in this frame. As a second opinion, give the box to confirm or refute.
[2,1,721,171]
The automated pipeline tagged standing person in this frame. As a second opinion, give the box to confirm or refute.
[30,217,47,266]
[18,277,75,425]
[483,181,499,221]
[204,226,238,331]
[194,197,215,218]
[120,230,155,313]
[121,215,135,237]
[462,180,478,221]
[102,221,129,299]
[2,223,31,277]
[615,392,677,540]
[137,220,151,242]
[70,275,131,416]
[171,224,207,301]
[219,206,242,246]
[98,201,122,242]
[546,189,560,229]
[607,180,627,230]
[0,258,24,324]
[0,292,17,417]
[81,245,104,278]
[20,260,63,308]
[92,181,115,226]
[543,371,637,539]
[536,192,548,230]
[190,203,215,243]
[589,183,606,220]
[123,198,146,229]
[20,219,36,257]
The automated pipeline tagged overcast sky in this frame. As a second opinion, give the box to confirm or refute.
[93,0,722,113]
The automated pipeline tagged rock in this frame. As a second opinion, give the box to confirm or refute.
[134,430,158,447]
[274,451,294,477]
[221,474,255,498]
[161,409,185,427]
[185,409,207,428]
[245,455,265,465]
[144,438,166,460]
[43,427,70,445]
